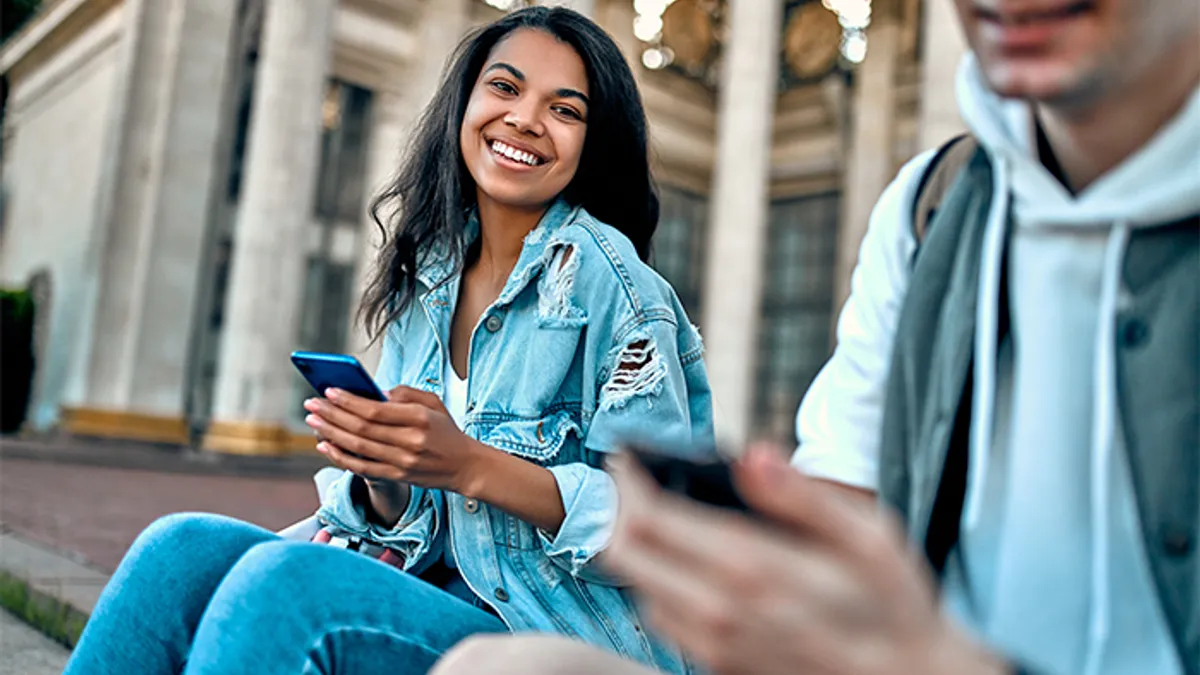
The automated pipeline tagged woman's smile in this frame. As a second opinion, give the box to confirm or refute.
[485,137,549,170]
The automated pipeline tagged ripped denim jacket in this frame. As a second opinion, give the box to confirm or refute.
[316,199,714,673]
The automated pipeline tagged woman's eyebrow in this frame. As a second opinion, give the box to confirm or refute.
[483,62,524,80]
[556,88,589,106]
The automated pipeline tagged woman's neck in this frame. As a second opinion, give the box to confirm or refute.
[471,196,549,289]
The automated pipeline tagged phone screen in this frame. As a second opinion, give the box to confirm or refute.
[290,352,386,402]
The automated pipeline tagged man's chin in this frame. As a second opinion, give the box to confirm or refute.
[978,58,1088,103]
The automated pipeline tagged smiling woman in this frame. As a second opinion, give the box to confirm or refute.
[61,7,713,675]
[360,8,659,337]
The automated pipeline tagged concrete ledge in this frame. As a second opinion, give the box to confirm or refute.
[0,530,108,649]
[0,570,89,649]
[0,605,71,674]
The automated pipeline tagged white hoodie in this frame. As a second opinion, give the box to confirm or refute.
[793,54,1199,674]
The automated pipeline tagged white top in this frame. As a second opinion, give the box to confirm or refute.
[443,359,469,427]
[442,358,469,568]
[791,56,1198,675]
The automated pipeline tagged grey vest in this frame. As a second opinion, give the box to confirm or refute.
[878,147,1199,671]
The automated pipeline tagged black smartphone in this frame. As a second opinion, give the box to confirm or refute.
[290,351,386,401]
[625,442,749,513]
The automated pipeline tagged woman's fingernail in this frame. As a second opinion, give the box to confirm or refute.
[305,415,322,428]
[316,442,330,454]
[303,398,319,412]
[324,388,341,400]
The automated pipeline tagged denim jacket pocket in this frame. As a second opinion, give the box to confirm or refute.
[481,411,582,463]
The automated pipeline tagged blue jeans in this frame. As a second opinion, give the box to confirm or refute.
[64,513,506,674]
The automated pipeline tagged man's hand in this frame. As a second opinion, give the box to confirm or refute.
[604,445,1010,675]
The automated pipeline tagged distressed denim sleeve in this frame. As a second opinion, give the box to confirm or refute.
[538,463,620,584]
[315,473,444,573]
[538,317,710,584]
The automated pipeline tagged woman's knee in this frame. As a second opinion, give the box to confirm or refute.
[215,541,347,605]
[432,635,657,675]
[132,513,246,554]
[123,513,275,575]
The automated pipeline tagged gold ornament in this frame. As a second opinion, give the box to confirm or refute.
[783,2,842,81]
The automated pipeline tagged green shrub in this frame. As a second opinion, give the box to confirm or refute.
[1,286,36,432]
[0,287,34,321]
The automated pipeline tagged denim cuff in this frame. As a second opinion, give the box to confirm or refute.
[315,471,441,571]
[538,463,622,585]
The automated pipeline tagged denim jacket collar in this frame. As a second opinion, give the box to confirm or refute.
[415,198,580,315]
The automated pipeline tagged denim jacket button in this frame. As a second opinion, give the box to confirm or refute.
[1162,528,1193,557]
[493,587,510,603]
[485,315,503,333]
[1120,318,1149,348]
[463,499,479,514]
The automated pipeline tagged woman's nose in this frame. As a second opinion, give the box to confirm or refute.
[504,102,544,136]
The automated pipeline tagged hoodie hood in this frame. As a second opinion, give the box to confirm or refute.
[957,52,1200,229]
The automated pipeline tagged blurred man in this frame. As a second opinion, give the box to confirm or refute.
[433,0,1199,672]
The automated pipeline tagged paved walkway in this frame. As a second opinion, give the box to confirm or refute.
[1,447,321,571]
[0,436,331,671]
[0,608,69,675]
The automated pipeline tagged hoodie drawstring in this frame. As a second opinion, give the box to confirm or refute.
[964,155,1010,529]
[1083,222,1130,675]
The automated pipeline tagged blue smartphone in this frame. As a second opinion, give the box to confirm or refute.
[290,351,386,401]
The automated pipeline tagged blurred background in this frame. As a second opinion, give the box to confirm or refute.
[0,0,966,664]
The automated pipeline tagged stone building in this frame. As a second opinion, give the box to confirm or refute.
[0,0,966,453]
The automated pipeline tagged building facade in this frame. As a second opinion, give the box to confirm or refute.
[0,0,966,452]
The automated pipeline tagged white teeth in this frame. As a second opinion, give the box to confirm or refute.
[490,140,540,166]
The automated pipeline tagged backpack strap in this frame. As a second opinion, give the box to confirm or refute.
[911,134,979,242]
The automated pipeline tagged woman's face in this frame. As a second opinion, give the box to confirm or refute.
[460,29,590,212]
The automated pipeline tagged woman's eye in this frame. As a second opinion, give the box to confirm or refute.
[489,80,518,95]
[553,106,583,121]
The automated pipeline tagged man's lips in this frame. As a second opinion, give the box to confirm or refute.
[974,0,1094,50]
[974,0,1094,24]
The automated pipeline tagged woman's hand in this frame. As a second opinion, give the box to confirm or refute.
[303,385,486,497]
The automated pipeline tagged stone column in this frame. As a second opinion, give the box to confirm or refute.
[61,0,240,444]
[832,16,901,315]
[204,0,337,455]
[345,0,471,375]
[699,0,782,444]
[917,0,967,150]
